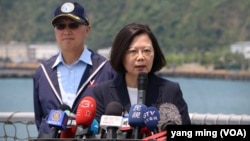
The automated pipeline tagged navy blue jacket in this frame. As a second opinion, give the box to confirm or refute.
[33,50,117,134]
[91,73,191,125]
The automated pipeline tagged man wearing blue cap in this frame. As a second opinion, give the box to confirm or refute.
[33,1,117,137]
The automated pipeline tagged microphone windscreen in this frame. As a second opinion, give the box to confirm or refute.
[128,104,147,127]
[138,72,148,90]
[105,101,123,116]
[158,103,182,131]
[76,96,96,127]
[143,106,160,132]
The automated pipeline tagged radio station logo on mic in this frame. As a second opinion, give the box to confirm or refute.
[79,99,94,108]
[100,115,123,127]
[52,111,61,121]
[47,110,68,129]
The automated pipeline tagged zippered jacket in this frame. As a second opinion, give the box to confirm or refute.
[33,50,116,135]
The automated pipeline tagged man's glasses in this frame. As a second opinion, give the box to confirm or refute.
[53,22,85,30]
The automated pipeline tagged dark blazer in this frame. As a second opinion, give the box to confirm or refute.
[91,73,191,125]
[33,50,117,134]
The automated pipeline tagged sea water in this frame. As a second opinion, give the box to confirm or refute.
[0,77,249,114]
[0,77,250,140]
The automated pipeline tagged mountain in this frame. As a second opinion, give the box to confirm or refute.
[1,0,250,54]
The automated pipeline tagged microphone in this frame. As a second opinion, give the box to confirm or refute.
[137,72,148,104]
[57,104,77,138]
[120,112,135,139]
[60,112,77,138]
[62,119,99,139]
[46,105,70,138]
[157,102,182,131]
[128,104,147,139]
[89,119,99,136]
[120,112,131,131]
[100,101,123,139]
[74,96,97,139]
[143,106,160,134]
[58,104,71,113]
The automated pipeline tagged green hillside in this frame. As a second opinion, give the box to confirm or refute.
[1,0,250,69]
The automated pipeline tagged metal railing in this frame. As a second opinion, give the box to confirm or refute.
[0,112,250,141]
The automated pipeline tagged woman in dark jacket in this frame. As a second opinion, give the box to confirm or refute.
[90,23,191,138]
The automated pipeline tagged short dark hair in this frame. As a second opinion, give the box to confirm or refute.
[110,23,166,74]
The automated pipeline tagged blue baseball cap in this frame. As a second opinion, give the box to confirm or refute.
[52,1,89,25]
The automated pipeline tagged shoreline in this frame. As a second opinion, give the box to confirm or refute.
[1,67,250,81]
[156,69,250,81]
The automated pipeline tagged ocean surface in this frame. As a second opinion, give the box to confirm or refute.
[0,77,250,114]
[0,77,250,140]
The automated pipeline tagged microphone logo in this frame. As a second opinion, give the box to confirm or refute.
[47,110,68,130]
[77,98,96,118]
[52,111,61,121]
[131,105,144,118]
[143,106,160,132]
[79,99,94,108]
[100,115,123,127]
[75,96,96,128]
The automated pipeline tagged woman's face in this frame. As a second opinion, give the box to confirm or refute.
[123,33,154,78]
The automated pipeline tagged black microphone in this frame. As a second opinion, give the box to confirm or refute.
[58,104,71,112]
[157,102,182,131]
[100,101,123,139]
[132,72,147,139]
[137,72,148,104]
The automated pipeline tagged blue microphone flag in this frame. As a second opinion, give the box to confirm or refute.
[47,109,68,130]
[144,106,160,132]
[128,104,147,127]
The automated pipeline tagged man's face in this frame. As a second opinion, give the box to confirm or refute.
[53,17,90,52]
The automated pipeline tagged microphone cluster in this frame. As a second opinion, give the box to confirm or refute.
[38,96,99,139]
[127,72,182,140]
[127,102,181,140]
[93,101,181,140]
[38,72,182,140]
